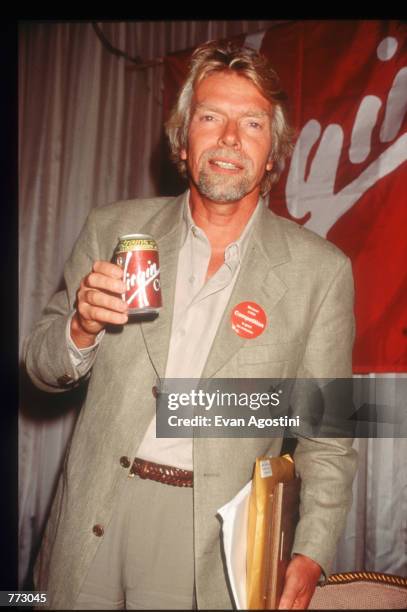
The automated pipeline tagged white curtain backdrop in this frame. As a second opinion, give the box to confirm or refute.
[18,20,406,588]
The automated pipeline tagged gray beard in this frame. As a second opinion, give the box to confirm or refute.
[197,169,252,202]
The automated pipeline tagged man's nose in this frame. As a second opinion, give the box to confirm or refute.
[218,120,241,149]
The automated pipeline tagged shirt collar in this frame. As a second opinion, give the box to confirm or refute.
[181,189,265,265]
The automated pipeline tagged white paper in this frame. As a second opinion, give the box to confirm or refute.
[217,480,252,609]
[260,459,273,478]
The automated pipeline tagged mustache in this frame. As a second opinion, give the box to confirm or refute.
[200,148,250,168]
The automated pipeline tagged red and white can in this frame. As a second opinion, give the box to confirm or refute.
[114,234,162,315]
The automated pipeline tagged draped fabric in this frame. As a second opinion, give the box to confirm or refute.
[19,20,406,588]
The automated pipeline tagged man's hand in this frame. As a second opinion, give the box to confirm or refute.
[71,261,128,348]
[278,554,321,610]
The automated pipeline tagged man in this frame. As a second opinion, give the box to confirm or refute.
[24,41,357,609]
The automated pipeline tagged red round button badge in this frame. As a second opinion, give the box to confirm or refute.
[231,301,267,339]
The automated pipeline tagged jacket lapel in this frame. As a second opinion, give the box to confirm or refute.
[139,196,292,380]
[202,203,291,378]
[138,193,185,379]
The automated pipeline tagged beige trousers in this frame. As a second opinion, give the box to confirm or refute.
[74,474,195,610]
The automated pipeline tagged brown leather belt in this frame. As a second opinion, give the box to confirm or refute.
[129,457,193,488]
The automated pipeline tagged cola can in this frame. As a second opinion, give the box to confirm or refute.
[114,234,162,315]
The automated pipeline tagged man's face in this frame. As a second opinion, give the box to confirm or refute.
[181,71,273,203]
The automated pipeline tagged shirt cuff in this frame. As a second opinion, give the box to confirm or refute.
[66,311,105,378]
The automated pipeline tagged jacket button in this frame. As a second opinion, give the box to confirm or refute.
[57,374,74,387]
[92,524,104,537]
[152,385,159,398]
[120,456,131,468]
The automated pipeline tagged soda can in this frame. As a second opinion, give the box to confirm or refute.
[114,234,162,315]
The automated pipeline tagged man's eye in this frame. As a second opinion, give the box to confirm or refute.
[201,114,215,121]
[247,120,262,129]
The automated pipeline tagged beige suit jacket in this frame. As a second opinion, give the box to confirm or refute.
[24,193,358,610]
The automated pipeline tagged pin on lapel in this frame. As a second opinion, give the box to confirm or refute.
[231,301,267,339]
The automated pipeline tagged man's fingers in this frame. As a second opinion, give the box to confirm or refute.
[77,301,128,326]
[81,260,126,294]
[76,286,129,330]
[279,587,310,610]
[72,261,129,347]
[278,554,320,609]
[86,306,128,326]
[292,596,309,609]
[278,574,300,609]
[84,271,126,295]
[92,260,124,278]
[85,289,128,313]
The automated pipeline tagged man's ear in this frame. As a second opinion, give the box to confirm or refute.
[180,148,187,161]
[266,158,273,172]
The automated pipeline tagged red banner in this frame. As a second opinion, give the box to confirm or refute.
[163,20,407,373]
